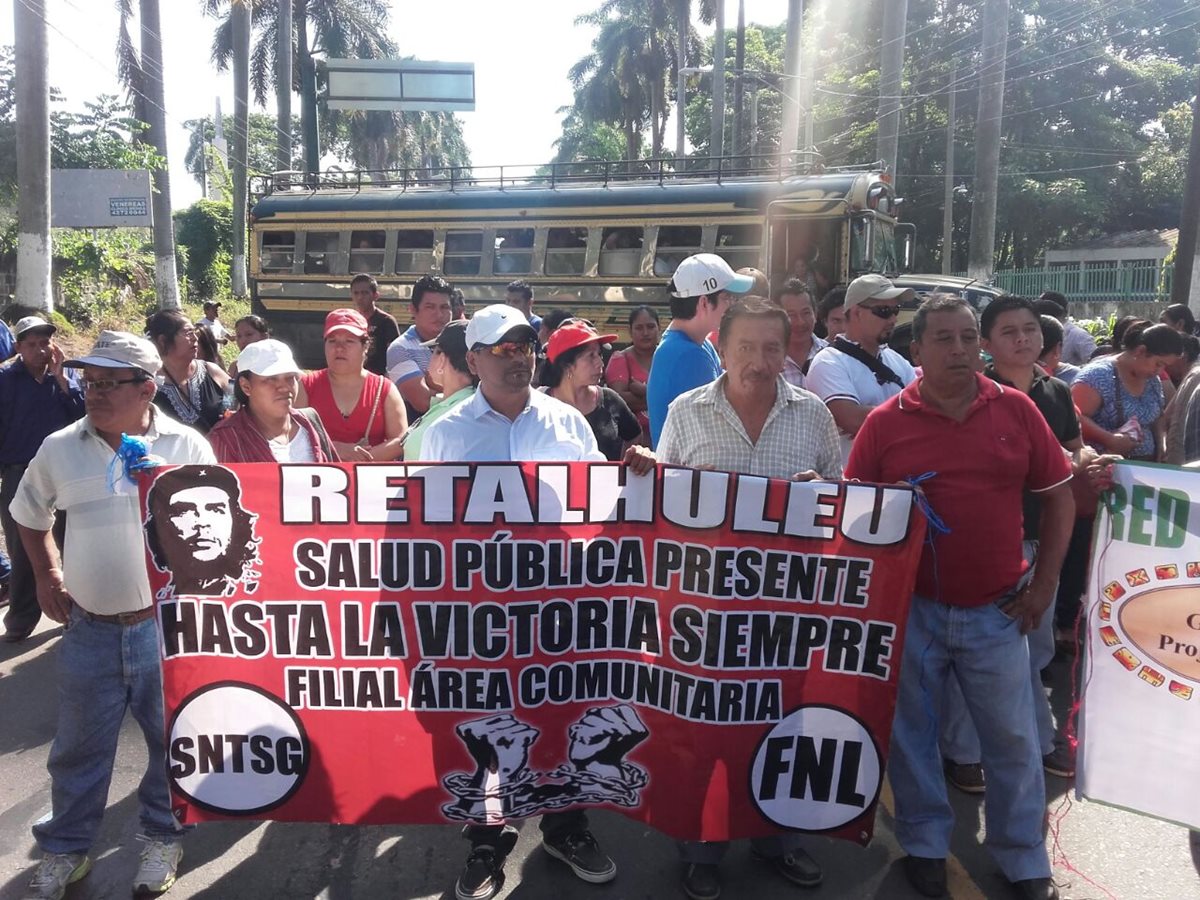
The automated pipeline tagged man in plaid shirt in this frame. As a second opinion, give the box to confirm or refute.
[655,296,840,900]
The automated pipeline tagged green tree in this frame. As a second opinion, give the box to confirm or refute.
[183,113,304,190]
[174,199,234,299]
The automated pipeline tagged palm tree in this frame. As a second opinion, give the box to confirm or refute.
[204,0,467,178]
[118,0,180,309]
[230,0,250,296]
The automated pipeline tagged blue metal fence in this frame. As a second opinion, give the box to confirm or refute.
[967,263,1172,303]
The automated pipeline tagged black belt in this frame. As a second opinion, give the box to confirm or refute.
[81,606,155,625]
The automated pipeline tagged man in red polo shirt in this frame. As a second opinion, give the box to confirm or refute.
[845,295,1073,900]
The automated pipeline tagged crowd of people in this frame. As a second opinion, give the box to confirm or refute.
[1,254,1198,900]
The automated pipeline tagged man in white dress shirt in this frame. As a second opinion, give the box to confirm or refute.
[421,304,653,900]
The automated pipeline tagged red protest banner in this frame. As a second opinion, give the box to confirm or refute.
[140,462,925,845]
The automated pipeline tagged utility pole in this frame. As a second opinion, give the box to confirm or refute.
[277,0,293,174]
[732,0,745,160]
[967,0,1010,283]
[710,0,725,161]
[1170,66,1200,308]
[140,0,181,309]
[876,0,908,177]
[942,62,956,275]
[231,0,250,297]
[14,0,52,313]
[675,0,688,164]
[780,0,803,156]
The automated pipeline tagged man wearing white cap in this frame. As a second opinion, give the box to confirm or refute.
[804,273,918,464]
[0,316,85,642]
[421,304,653,900]
[645,253,754,448]
[11,331,214,900]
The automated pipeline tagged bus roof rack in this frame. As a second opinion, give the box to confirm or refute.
[249,151,887,200]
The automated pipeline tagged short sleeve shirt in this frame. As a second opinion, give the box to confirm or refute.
[365,309,400,376]
[9,410,216,615]
[845,374,1072,607]
[386,326,432,385]
[985,366,1080,540]
[584,387,642,461]
[646,328,722,448]
[781,335,828,390]
[804,342,917,464]
[1075,357,1164,458]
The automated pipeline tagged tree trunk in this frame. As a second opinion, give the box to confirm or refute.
[732,0,745,160]
[651,77,663,158]
[140,0,180,309]
[297,11,320,182]
[710,0,725,160]
[276,0,294,174]
[14,0,52,313]
[967,0,1009,282]
[231,0,250,298]
[877,0,907,178]
[1170,66,1200,308]
[780,0,803,156]
[675,0,688,161]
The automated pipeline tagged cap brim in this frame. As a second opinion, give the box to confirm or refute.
[241,363,302,377]
[477,323,538,347]
[724,273,756,294]
[64,355,141,370]
[16,325,55,338]
[324,327,368,338]
[864,287,916,303]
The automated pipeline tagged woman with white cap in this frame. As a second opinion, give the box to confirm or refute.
[295,308,407,461]
[208,340,338,463]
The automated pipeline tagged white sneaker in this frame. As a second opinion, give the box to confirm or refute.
[132,838,183,895]
[25,852,91,900]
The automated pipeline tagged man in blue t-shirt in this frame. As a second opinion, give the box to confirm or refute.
[646,253,754,447]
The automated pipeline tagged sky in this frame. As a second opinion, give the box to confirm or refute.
[0,0,792,209]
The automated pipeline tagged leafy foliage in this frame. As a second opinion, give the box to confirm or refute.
[174,200,234,300]
[52,229,157,327]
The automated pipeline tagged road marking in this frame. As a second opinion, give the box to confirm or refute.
[879,779,989,900]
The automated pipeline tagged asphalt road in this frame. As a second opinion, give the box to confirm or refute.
[1,621,1197,900]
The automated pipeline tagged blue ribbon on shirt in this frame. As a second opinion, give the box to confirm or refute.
[903,471,951,539]
[106,433,163,492]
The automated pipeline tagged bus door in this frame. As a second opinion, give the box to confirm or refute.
[766,200,843,296]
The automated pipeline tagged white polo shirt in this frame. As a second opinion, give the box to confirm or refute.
[805,341,917,464]
[420,387,604,462]
[10,408,216,615]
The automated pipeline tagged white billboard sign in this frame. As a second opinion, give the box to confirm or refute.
[51,169,153,228]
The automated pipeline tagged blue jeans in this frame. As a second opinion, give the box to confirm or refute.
[33,609,182,854]
[890,593,1050,882]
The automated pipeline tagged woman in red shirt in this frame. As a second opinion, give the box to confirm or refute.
[296,309,407,461]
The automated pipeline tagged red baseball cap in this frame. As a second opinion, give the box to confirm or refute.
[324,308,369,339]
[546,320,618,363]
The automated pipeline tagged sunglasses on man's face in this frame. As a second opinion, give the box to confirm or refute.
[865,304,901,320]
[481,341,535,358]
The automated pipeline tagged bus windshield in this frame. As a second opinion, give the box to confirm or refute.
[850,216,899,276]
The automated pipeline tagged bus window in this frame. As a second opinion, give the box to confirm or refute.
[599,227,643,277]
[444,230,483,276]
[349,230,386,274]
[395,230,435,273]
[715,224,762,271]
[495,228,535,275]
[545,227,588,275]
[260,231,295,273]
[653,225,703,276]
[304,232,340,275]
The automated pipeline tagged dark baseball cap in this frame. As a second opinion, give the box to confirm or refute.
[421,320,469,364]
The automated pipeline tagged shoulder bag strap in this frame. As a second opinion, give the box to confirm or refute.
[360,376,386,447]
[831,337,904,388]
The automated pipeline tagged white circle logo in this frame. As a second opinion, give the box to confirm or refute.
[749,705,881,831]
[167,682,309,815]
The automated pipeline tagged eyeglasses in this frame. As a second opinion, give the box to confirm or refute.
[83,377,147,393]
[866,305,902,319]
[481,341,535,358]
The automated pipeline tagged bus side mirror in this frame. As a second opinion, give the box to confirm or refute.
[895,223,916,273]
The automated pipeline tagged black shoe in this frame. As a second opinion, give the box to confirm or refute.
[455,828,517,900]
[902,856,947,898]
[751,847,823,887]
[943,758,986,794]
[3,623,35,643]
[541,829,616,884]
[1012,876,1060,900]
[681,862,721,900]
